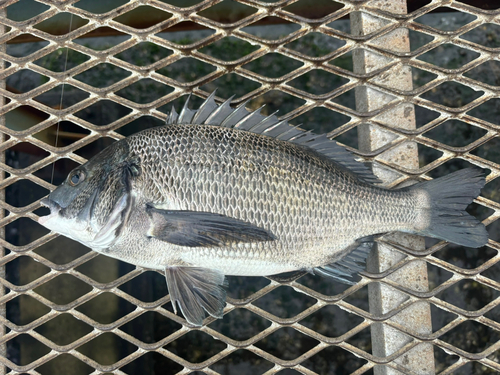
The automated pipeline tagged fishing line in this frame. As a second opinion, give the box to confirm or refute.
[50,13,74,185]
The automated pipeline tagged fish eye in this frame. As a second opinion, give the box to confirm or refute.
[69,170,85,186]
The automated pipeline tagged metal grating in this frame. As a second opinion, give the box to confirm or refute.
[0,0,499,374]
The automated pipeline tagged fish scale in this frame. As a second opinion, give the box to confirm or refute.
[122,123,420,274]
[38,93,488,326]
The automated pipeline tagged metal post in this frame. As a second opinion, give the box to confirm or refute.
[351,1,435,374]
[0,6,6,375]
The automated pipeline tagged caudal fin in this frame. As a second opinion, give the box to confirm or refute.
[413,168,488,248]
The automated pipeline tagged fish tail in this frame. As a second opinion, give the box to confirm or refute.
[411,167,488,248]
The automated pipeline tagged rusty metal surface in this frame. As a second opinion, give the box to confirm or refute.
[351,1,434,374]
[0,0,499,374]
[0,7,6,375]
[5,0,499,44]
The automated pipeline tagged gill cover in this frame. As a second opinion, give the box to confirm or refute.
[87,159,138,250]
[40,140,135,250]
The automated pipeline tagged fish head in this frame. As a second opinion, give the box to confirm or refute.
[38,141,133,249]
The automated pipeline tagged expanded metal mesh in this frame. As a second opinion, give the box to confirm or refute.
[0,0,499,374]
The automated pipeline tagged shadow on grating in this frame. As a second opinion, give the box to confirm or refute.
[209,350,274,375]
[254,327,318,361]
[36,353,93,375]
[121,352,183,375]
[209,308,272,341]
[302,345,368,374]
[165,330,227,363]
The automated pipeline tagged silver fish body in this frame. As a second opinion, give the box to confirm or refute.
[108,124,424,274]
[39,93,488,325]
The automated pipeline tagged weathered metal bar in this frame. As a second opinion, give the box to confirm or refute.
[351,1,435,374]
[7,0,498,44]
[0,7,6,375]
[1,0,499,372]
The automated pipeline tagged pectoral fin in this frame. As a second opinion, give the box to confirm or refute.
[165,266,228,326]
[146,206,276,247]
[91,193,132,250]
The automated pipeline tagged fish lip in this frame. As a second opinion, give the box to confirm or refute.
[40,197,61,212]
[38,197,62,226]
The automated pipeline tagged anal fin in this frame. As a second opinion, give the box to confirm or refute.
[314,236,374,285]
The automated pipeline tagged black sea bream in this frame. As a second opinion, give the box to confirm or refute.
[38,92,488,325]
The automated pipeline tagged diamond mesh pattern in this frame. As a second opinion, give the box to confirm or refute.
[1,0,499,374]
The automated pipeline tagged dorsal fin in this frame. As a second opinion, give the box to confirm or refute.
[167,92,381,185]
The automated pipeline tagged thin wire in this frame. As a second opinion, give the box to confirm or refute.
[50,13,74,185]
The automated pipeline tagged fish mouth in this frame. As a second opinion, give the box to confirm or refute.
[38,197,62,226]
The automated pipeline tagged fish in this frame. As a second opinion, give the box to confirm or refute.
[38,91,489,326]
